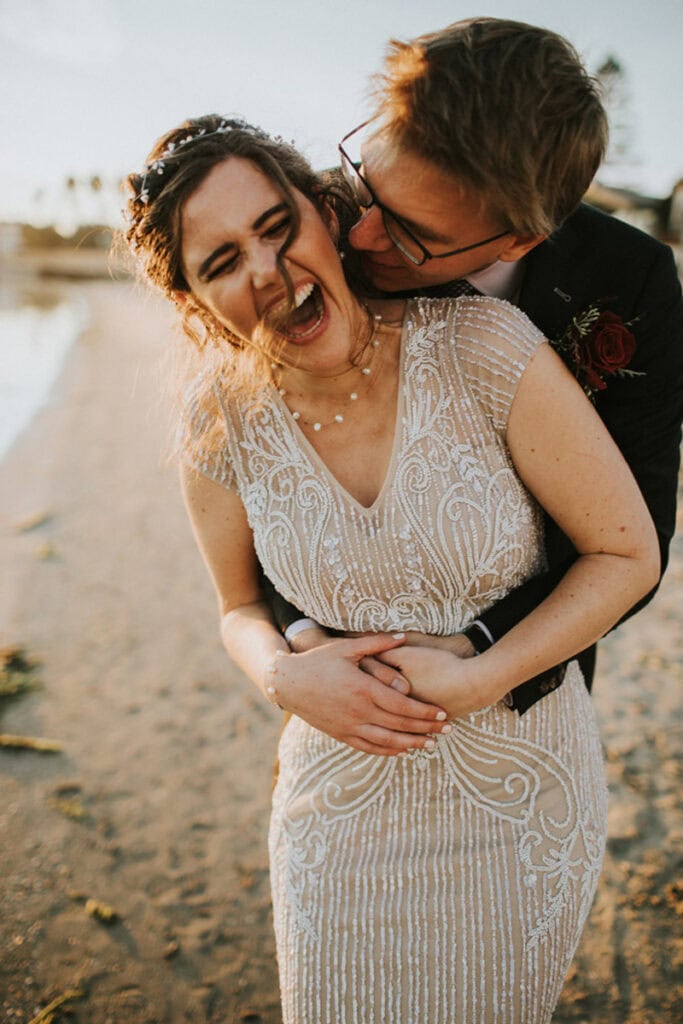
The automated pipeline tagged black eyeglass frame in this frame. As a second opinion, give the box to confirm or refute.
[338,121,510,267]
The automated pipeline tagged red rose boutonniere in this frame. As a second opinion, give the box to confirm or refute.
[551,302,643,401]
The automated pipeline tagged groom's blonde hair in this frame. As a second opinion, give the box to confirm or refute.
[373,18,608,236]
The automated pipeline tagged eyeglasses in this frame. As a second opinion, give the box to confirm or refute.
[338,121,510,267]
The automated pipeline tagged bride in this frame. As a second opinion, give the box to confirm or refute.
[125,115,658,1024]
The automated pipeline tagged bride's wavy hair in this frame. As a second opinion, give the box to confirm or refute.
[373,18,608,236]
[122,114,359,458]
[126,116,323,368]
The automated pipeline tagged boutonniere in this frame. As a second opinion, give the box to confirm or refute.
[551,302,642,401]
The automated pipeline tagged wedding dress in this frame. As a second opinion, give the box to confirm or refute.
[190,297,608,1024]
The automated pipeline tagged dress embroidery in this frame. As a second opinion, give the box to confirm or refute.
[213,298,545,637]
[190,297,608,1024]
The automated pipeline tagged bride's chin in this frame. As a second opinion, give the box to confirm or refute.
[280,346,357,379]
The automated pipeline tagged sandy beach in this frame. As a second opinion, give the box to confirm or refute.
[1,278,681,1023]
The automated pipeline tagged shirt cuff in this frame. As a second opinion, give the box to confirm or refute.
[283,618,320,643]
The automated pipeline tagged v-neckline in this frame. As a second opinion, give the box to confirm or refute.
[272,309,409,514]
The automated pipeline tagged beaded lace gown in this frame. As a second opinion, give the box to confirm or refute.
[191,297,608,1024]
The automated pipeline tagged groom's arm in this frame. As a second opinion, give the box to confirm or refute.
[258,569,323,641]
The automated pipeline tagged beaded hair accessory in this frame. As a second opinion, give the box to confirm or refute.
[136,119,261,205]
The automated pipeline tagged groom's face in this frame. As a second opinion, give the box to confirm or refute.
[348,135,529,292]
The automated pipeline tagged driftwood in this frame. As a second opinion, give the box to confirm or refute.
[0,733,62,752]
[27,987,85,1024]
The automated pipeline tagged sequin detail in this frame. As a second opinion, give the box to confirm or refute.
[187,297,607,1023]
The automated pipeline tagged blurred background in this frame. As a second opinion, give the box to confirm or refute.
[2,0,683,457]
[2,0,683,223]
[1,3,682,1022]
[3,0,683,457]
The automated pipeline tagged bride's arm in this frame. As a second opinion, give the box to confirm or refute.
[379,345,660,715]
[180,465,450,754]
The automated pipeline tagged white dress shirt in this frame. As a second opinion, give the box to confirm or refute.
[467,259,525,303]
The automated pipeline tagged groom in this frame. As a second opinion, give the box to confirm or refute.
[274,17,683,712]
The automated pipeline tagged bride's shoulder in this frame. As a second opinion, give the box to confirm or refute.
[400,294,543,356]
[455,293,532,326]
[445,297,548,429]
[452,295,546,360]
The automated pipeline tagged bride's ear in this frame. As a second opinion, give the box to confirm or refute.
[319,200,341,247]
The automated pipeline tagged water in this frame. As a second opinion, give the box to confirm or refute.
[0,284,90,461]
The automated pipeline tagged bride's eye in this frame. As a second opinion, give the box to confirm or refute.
[206,253,239,280]
[264,216,291,239]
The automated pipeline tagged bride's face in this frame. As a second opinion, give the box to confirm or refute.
[180,156,361,373]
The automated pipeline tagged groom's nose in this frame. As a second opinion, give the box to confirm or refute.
[348,205,395,255]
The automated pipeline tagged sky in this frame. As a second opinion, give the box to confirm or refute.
[1,0,682,227]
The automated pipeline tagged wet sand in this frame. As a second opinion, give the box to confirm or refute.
[0,280,681,1023]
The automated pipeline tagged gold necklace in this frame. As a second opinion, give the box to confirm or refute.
[273,309,382,431]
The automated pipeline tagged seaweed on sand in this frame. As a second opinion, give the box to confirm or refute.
[0,646,62,752]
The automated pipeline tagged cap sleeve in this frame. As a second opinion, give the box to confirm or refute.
[454,296,547,434]
[177,373,237,490]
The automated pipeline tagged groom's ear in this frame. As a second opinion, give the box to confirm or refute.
[498,233,547,262]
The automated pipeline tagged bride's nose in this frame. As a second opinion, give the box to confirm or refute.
[249,242,281,289]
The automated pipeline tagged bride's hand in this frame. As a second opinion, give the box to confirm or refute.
[377,646,499,719]
[399,630,477,659]
[269,634,451,757]
[287,623,413,693]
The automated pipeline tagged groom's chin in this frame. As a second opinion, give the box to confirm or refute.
[357,258,424,295]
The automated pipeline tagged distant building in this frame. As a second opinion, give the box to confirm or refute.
[585,181,664,236]
[584,179,682,272]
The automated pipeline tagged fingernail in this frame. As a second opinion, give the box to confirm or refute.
[391,677,407,691]
[424,738,436,751]
[435,710,447,721]
[441,724,453,734]
[392,632,405,639]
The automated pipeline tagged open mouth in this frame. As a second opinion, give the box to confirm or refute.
[266,282,326,341]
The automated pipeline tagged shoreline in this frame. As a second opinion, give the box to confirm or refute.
[0,246,129,282]
[0,247,131,462]
[0,280,681,1023]
[0,285,92,463]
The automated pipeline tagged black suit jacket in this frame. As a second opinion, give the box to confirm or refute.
[480,203,683,709]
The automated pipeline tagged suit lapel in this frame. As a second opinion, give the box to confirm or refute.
[518,214,585,338]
